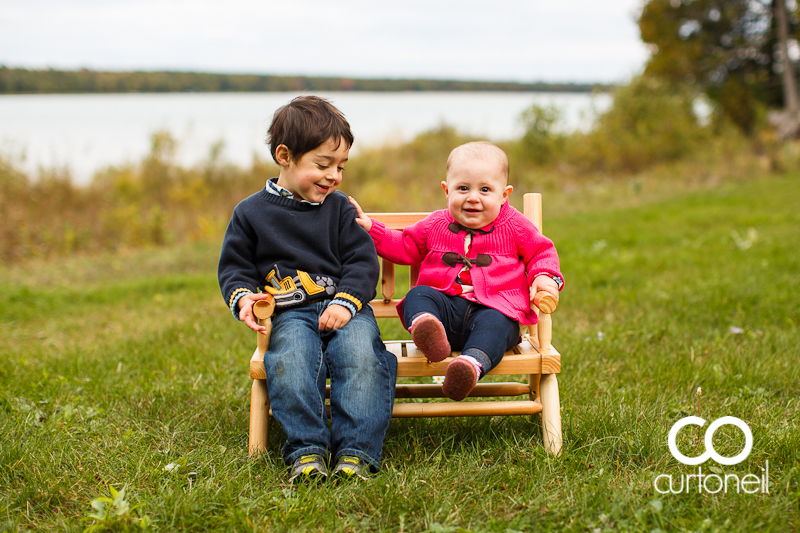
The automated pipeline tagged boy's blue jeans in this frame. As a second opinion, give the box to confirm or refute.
[402,285,520,377]
[263,300,397,471]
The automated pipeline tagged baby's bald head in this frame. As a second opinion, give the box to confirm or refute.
[446,142,509,185]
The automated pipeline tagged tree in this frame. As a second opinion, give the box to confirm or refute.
[638,0,800,134]
[775,0,799,112]
[770,0,800,137]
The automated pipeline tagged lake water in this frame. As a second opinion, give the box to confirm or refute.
[0,91,611,184]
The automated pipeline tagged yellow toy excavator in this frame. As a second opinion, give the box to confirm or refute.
[263,267,328,307]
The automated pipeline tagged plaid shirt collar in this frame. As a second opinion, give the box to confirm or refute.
[265,177,323,206]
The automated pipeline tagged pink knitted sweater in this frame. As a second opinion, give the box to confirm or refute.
[369,201,563,325]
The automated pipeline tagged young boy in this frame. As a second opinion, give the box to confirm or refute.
[349,141,563,401]
[218,96,397,482]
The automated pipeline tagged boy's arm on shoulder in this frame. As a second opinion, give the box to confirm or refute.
[371,212,433,266]
[348,195,373,232]
[346,192,430,264]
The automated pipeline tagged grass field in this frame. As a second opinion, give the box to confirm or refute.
[1,174,799,532]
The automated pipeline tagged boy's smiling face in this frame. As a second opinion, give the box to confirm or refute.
[441,156,512,229]
[276,137,349,203]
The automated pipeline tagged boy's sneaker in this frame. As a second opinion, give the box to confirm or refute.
[410,313,451,362]
[289,454,328,483]
[333,455,371,480]
[442,355,481,401]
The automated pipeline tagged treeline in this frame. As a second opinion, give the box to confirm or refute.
[0,66,609,94]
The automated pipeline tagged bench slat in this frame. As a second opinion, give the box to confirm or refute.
[392,400,542,418]
[264,399,543,419]
[394,353,545,377]
[367,212,429,229]
[271,382,531,399]
[386,337,560,377]
[395,382,531,398]
[372,300,401,318]
[251,338,560,380]
[381,259,395,301]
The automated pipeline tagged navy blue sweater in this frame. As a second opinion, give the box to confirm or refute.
[218,189,378,318]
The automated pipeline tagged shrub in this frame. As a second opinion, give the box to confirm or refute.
[517,103,565,165]
[570,76,711,173]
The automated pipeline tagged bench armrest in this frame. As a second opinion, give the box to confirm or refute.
[253,298,276,320]
[531,291,558,314]
[252,296,276,357]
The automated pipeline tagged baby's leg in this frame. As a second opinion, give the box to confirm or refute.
[461,306,520,375]
[263,306,330,466]
[401,285,454,362]
[442,306,519,401]
[324,305,397,473]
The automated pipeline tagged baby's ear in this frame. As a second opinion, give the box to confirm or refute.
[441,181,448,196]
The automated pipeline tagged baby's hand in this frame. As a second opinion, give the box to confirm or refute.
[348,196,373,232]
[238,292,275,334]
[530,275,559,304]
[319,304,352,332]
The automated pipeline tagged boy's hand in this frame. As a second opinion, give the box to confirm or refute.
[319,304,352,332]
[238,292,275,334]
[348,196,373,232]
[530,275,559,304]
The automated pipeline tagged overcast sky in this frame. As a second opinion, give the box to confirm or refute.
[1,0,649,84]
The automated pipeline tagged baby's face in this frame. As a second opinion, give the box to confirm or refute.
[441,158,512,229]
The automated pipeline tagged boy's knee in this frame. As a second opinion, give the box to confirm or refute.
[265,352,308,376]
[264,325,323,380]
[331,325,395,377]
[337,337,386,372]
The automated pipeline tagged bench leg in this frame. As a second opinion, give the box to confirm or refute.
[249,378,270,456]
[539,373,562,455]
[529,373,541,423]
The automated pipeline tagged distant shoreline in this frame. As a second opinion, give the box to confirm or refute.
[0,66,612,95]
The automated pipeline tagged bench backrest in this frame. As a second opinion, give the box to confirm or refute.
[367,193,544,319]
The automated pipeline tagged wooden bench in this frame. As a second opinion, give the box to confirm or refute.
[247,192,562,456]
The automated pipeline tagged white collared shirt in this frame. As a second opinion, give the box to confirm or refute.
[265,177,323,205]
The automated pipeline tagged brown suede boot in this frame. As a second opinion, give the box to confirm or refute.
[409,313,451,362]
[442,356,481,401]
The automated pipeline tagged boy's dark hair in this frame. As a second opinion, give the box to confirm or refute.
[267,96,354,163]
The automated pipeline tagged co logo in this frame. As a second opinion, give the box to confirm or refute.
[668,416,753,466]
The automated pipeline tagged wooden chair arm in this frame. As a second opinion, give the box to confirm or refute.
[253,295,276,357]
[531,291,558,314]
[253,297,276,320]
